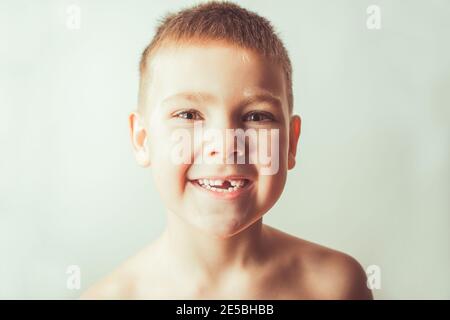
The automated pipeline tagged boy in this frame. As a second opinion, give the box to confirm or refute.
[82,1,372,299]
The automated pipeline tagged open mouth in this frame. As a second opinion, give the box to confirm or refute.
[189,177,253,198]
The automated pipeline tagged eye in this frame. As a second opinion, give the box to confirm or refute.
[243,111,275,122]
[173,109,203,120]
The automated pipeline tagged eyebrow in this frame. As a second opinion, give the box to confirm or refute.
[161,92,215,107]
[239,92,282,110]
[161,90,282,109]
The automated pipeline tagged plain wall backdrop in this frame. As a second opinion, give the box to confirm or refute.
[0,0,449,299]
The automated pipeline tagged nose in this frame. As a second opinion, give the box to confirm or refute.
[205,130,245,164]
[203,118,246,164]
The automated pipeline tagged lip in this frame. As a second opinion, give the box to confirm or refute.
[188,176,254,200]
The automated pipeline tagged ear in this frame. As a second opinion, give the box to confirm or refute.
[288,115,301,170]
[128,111,151,167]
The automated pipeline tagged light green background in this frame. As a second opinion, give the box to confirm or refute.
[0,0,449,299]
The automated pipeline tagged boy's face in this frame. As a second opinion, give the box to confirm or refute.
[130,41,301,238]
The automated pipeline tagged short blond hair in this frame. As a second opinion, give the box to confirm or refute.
[138,0,293,114]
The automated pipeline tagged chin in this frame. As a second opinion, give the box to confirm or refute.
[194,217,256,239]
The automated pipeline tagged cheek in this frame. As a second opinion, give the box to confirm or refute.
[277,126,290,166]
[151,155,191,212]
[254,127,289,213]
[149,126,192,205]
[255,126,289,174]
[256,169,287,214]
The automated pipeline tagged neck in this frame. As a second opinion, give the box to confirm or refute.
[159,210,267,282]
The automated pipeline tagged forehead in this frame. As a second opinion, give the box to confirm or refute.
[143,41,287,111]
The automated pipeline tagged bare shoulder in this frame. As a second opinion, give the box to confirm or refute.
[265,225,373,300]
[79,265,133,300]
[79,242,161,300]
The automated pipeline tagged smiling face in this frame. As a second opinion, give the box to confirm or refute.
[130,41,300,238]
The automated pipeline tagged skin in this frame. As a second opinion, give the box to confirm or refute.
[81,41,373,300]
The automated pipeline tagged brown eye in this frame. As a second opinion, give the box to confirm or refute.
[174,110,202,120]
[244,111,274,122]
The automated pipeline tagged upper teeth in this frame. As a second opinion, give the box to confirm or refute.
[197,179,245,187]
